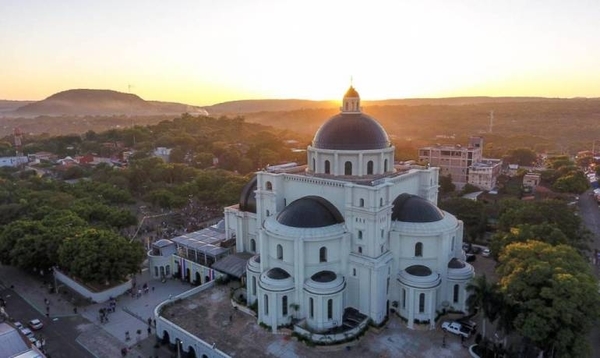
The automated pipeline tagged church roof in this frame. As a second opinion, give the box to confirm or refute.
[239,175,257,213]
[391,193,444,223]
[312,113,390,150]
[276,196,344,228]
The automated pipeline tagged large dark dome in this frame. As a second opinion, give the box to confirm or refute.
[276,196,344,228]
[239,176,257,213]
[312,113,390,150]
[391,193,444,223]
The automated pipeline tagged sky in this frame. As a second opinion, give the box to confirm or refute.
[1,0,600,106]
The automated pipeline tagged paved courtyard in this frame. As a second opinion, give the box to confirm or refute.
[0,253,500,358]
[162,284,473,358]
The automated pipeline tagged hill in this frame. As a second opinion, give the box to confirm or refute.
[9,89,208,117]
[0,100,35,115]
[204,96,562,114]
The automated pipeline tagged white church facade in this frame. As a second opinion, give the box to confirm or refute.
[224,86,474,332]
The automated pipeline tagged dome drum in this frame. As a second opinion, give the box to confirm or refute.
[304,271,345,295]
[398,265,441,289]
[247,254,261,274]
[259,267,294,292]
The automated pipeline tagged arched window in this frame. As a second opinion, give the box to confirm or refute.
[415,242,423,257]
[319,247,327,262]
[324,160,331,174]
[276,244,283,260]
[380,198,383,207]
[327,299,333,320]
[353,268,356,276]
[359,198,364,207]
[165,265,170,275]
[250,239,256,252]
[402,289,406,308]
[345,161,352,175]
[266,210,270,216]
[358,230,363,239]
[451,236,455,251]
[419,293,425,313]
[282,296,288,316]
[358,247,363,254]
[264,294,269,315]
[266,181,273,190]
[252,277,257,295]
[309,298,314,318]
[386,277,390,294]
[154,266,158,277]
[453,284,459,303]
[367,160,374,175]
[312,158,316,171]
[384,159,388,172]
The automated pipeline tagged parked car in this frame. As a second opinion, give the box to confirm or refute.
[28,319,43,330]
[482,248,491,257]
[14,321,24,329]
[441,321,472,338]
[457,318,477,332]
[20,327,34,338]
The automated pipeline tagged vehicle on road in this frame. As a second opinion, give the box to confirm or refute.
[20,327,34,338]
[482,248,491,257]
[442,321,472,338]
[28,318,43,330]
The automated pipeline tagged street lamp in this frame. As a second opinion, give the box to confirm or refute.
[176,339,183,358]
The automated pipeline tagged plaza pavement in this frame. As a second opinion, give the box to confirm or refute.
[0,264,192,357]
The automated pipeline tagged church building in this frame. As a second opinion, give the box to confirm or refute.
[224,86,474,332]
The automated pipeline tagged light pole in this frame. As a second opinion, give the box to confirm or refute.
[176,339,183,358]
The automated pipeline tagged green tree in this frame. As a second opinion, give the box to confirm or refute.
[551,172,588,193]
[497,241,600,357]
[465,275,499,339]
[439,174,455,194]
[58,228,144,283]
[439,198,486,240]
[504,147,537,166]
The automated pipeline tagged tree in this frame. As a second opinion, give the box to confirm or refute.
[439,198,486,241]
[551,172,588,194]
[497,241,600,357]
[439,174,455,194]
[503,147,537,166]
[58,228,144,283]
[496,199,588,251]
[466,274,499,339]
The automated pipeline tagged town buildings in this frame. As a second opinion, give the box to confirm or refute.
[419,137,501,190]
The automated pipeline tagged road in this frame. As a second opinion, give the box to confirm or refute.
[577,189,600,358]
[0,286,95,358]
[579,189,600,253]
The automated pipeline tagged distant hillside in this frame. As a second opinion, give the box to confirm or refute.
[0,100,35,115]
[9,89,208,117]
[205,96,563,114]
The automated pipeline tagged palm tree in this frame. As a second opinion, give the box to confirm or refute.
[465,274,499,338]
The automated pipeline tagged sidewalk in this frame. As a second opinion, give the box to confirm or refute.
[0,264,194,357]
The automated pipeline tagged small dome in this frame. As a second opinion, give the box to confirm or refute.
[276,196,344,228]
[312,113,390,150]
[266,267,291,280]
[391,194,444,222]
[448,258,466,269]
[310,270,337,283]
[344,86,359,97]
[405,265,432,277]
[239,176,257,213]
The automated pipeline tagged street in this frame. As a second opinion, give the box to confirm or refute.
[0,286,95,358]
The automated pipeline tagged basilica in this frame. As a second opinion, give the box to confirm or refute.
[223,86,474,332]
